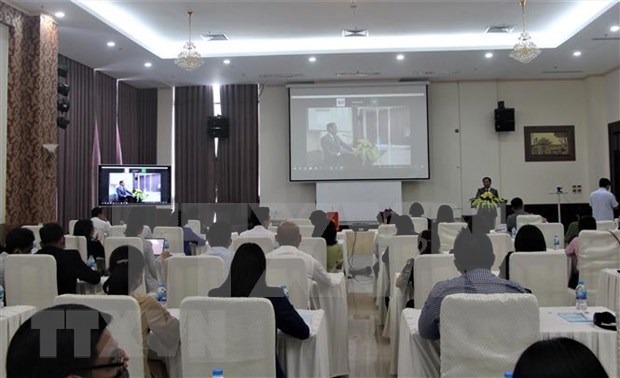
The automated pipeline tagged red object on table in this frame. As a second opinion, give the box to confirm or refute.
[327,212,339,230]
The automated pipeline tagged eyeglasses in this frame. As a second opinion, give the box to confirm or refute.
[70,350,129,378]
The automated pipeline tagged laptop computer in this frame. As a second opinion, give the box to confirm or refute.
[146,238,166,256]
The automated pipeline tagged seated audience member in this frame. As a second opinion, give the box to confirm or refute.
[396,229,433,308]
[6,303,129,378]
[73,219,105,260]
[167,211,206,255]
[310,210,329,237]
[322,220,343,272]
[512,337,608,378]
[36,223,100,294]
[499,224,547,280]
[0,227,35,288]
[377,208,397,224]
[506,197,528,234]
[564,209,593,245]
[564,215,597,288]
[90,206,112,238]
[431,204,455,254]
[209,243,310,378]
[418,229,527,340]
[204,221,234,274]
[104,245,179,377]
[240,206,276,239]
[272,221,335,287]
[409,201,431,231]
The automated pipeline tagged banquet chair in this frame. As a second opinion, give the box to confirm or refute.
[64,235,88,262]
[166,256,225,308]
[54,295,145,378]
[597,220,617,231]
[153,226,184,254]
[387,235,419,290]
[299,237,327,269]
[508,251,570,306]
[437,222,468,253]
[440,293,539,378]
[488,233,513,271]
[185,219,201,235]
[21,225,42,248]
[103,237,143,269]
[180,297,276,378]
[232,236,275,254]
[376,224,397,259]
[413,254,460,309]
[577,230,620,304]
[108,224,127,237]
[5,255,57,309]
[265,256,309,309]
[298,225,314,238]
[68,219,78,235]
[289,218,313,227]
[377,224,397,236]
[410,217,429,232]
[516,214,543,230]
[532,222,565,249]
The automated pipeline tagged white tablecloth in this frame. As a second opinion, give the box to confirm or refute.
[0,305,37,378]
[77,276,108,294]
[310,273,349,377]
[596,268,620,313]
[398,306,617,377]
[386,273,408,375]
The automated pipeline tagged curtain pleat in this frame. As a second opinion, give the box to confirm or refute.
[95,71,118,164]
[118,82,139,164]
[137,88,158,164]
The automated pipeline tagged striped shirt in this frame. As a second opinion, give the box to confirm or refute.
[418,268,527,340]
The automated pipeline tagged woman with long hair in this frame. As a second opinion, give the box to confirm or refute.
[73,219,105,259]
[499,224,547,279]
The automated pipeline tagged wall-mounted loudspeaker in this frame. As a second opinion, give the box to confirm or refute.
[494,101,515,132]
[207,115,229,138]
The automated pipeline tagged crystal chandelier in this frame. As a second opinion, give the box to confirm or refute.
[510,0,541,64]
[175,11,203,71]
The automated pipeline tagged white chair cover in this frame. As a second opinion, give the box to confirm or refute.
[387,236,419,290]
[410,217,429,232]
[21,225,42,245]
[232,236,275,254]
[377,224,397,236]
[186,219,201,235]
[440,293,539,378]
[516,214,543,230]
[54,295,144,378]
[578,230,620,303]
[64,235,88,262]
[180,297,276,378]
[266,256,309,309]
[298,225,314,238]
[532,222,565,249]
[103,237,143,269]
[509,251,570,306]
[109,225,127,237]
[413,254,459,309]
[597,220,617,231]
[437,222,467,253]
[0,305,37,378]
[488,233,514,271]
[153,226,184,255]
[298,237,327,269]
[5,255,57,309]
[166,256,225,308]
[68,219,78,235]
[289,218,313,227]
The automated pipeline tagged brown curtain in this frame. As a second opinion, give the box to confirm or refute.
[217,85,259,203]
[56,55,94,229]
[174,86,216,204]
[95,71,118,164]
[137,88,158,164]
[118,82,139,164]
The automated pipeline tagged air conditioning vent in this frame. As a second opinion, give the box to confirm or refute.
[486,25,515,33]
[336,71,380,77]
[541,70,583,74]
[412,70,458,77]
[591,37,620,41]
[259,73,304,80]
[200,33,229,41]
[342,29,370,37]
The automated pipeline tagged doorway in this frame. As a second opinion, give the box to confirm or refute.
[609,121,620,201]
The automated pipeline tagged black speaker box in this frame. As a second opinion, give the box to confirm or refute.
[207,116,229,138]
[494,108,515,132]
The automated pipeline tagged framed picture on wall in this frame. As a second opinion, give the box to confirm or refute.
[524,125,576,162]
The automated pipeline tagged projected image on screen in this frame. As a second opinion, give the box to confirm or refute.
[98,165,171,206]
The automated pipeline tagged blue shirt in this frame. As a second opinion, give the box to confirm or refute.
[590,188,619,221]
[418,268,527,340]
[204,246,234,275]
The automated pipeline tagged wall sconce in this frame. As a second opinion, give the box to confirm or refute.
[42,144,58,178]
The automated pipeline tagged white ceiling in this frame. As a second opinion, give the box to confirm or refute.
[8,1,620,88]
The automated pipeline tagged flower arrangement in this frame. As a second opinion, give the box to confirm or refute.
[353,138,379,166]
[471,191,507,209]
[133,188,146,203]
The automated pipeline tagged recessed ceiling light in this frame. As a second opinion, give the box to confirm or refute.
[485,52,494,59]
[54,11,65,18]
[308,57,317,63]
[573,51,582,57]
[611,25,620,32]
[106,41,116,47]
[396,54,405,61]
[144,62,152,68]
[223,59,231,65]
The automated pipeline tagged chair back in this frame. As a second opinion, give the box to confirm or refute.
[21,225,42,247]
[103,237,143,269]
[153,226,184,254]
[532,222,565,249]
[180,297,276,377]
[413,254,459,309]
[377,224,397,236]
[516,214,543,230]
[265,256,308,309]
[109,225,127,237]
[232,237,275,254]
[597,220,617,231]
[167,256,225,308]
[289,218,312,227]
[578,230,620,303]
[5,255,57,309]
[410,217,429,232]
[0,305,37,378]
[440,293,539,378]
[54,295,144,378]
[298,237,327,269]
[438,222,467,253]
[488,233,513,271]
[186,219,201,235]
[387,235,419,289]
[64,235,89,262]
[298,225,314,238]
[68,219,78,235]
[509,251,570,306]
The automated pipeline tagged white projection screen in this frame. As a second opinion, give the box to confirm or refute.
[289,82,429,181]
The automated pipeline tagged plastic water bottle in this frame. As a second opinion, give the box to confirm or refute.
[511,227,517,239]
[0,284,5,308]
[553,235,560,251]
[212,369,224,378]
[575,280,587,311]
[504,372,513,378]
[163,239,170,253]
[87,255,97,270]
[156,284,167,305]
[280,285,289,299]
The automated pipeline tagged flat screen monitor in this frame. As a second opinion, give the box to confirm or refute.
[98,165,172,206]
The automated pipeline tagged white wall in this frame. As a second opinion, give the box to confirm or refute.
[0,24,8,223]
[605,68,620,125]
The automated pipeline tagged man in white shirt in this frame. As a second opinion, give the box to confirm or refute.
[590,178,619,221]
[239,207,276,239]
[90,207,112,237]
[204,221,234,275]
[271,221,335,287]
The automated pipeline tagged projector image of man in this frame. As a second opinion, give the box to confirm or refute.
[320,122,354,165]
[115,180,134,203]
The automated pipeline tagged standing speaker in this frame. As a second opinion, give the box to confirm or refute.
[494,108,515,132]
[207,115,229,138]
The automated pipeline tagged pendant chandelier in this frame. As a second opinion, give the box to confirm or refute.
[509,0,541,64]
[175,11,204,71]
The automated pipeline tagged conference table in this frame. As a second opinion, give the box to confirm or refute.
[397,306,617,378]
[0,305,37,378]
